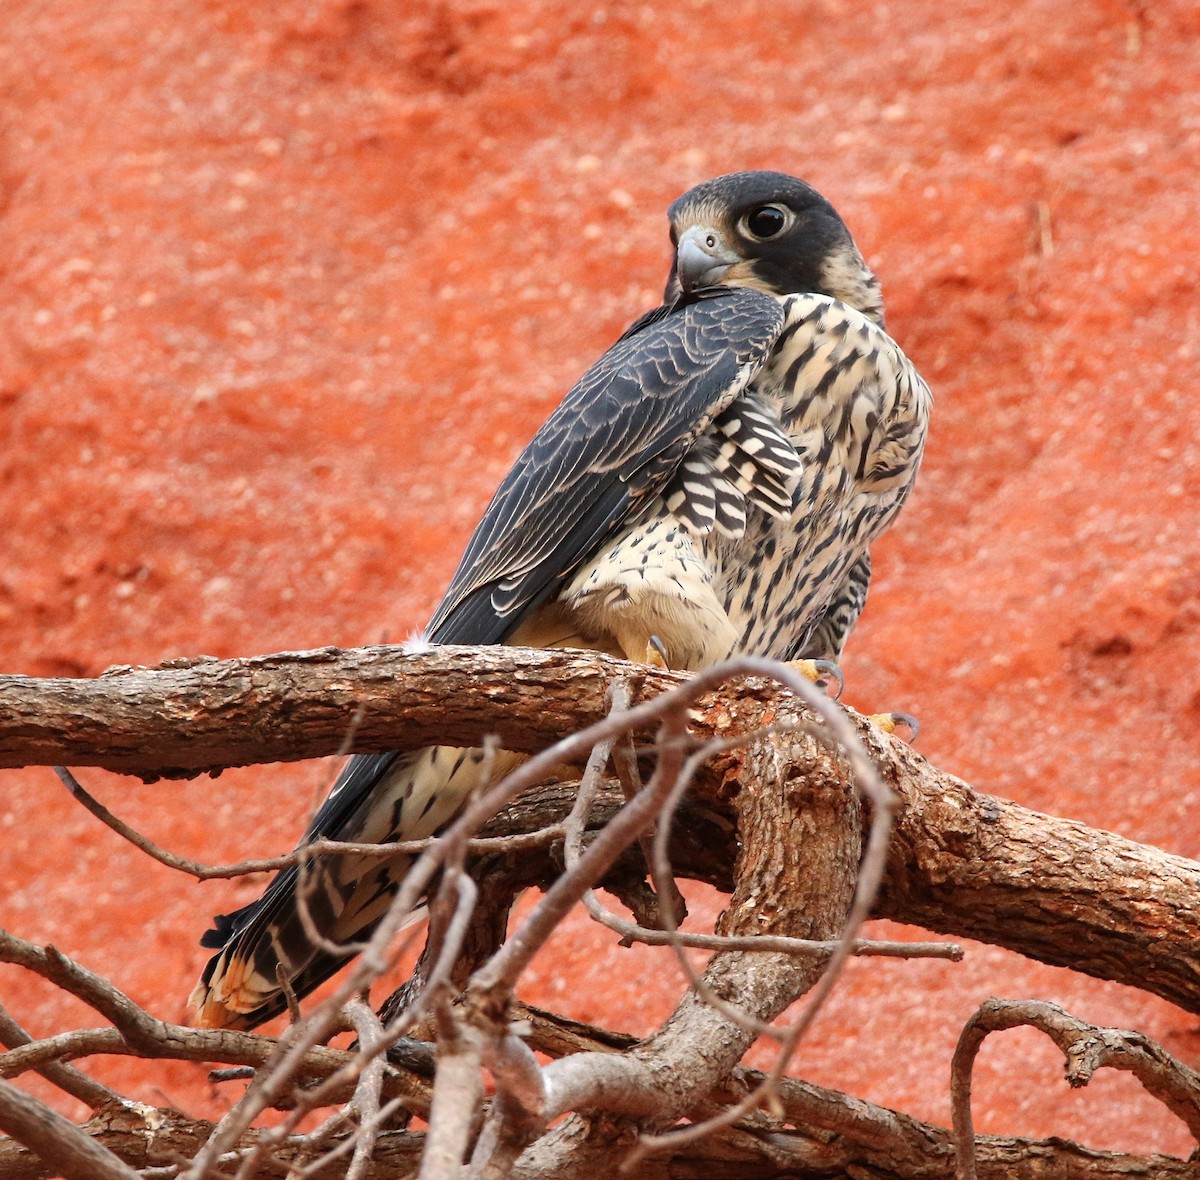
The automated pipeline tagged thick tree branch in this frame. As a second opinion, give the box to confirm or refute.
[1,1093,1190,1180]
[4,646,1200,1178]
[870,732,1200,1014]
[0,1082,137,1180]
[492,674,869,1176]
[0,645,667,779]
[4,644,1200,1018]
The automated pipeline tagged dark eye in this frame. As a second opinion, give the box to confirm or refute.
[742,204,790,240]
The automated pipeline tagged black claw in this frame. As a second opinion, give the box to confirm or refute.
[886,711,920,743]
[648,634,670,669]
[812,659,845,700]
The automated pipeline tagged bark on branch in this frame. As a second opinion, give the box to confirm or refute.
[3,644,1199,1015]
[1,1075,1191,1180]
[0,645,665,779]
[3,645,1200,1178]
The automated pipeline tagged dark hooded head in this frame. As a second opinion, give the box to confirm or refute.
[663,171,884,325]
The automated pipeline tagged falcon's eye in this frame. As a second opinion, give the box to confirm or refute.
[741,204,791,240]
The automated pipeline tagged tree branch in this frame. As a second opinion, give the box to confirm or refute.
[0,645,667,779]
[951,998,1200,1179]
[4,645,1200,1178]
[0,1081,138,1180]
[5,644,1200,1016]
[0,1002,120,1112]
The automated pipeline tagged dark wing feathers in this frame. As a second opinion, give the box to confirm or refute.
[427,287,785,645]
[318,292,782,841]
[196,289,785,988]
[299,750,408,843]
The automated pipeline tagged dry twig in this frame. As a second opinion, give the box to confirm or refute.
[951,997,1200,1180]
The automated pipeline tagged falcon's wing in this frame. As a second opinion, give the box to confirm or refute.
[193,290,786,1026]
[427,286,785,645]
[209,288,784,881]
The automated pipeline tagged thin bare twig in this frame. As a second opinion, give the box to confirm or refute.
[343,1000,389,1180]
[291,1096,409,1178]
[470,688,694,1002]
[0,1079,140,1180]
[610,702,687,929]
[411,741,497,1011]
[559,683,626,873]
[422,876,480,1013]
[56,766,565,884]
[0,932,163,1053]
[0,1000,122,1111]
[951,997,1200,1179]
[580,904,961,960]
[641,730,780,1042]
[275,966,303,1027]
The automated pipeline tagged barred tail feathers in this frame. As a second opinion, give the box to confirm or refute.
[189,743,520,1029]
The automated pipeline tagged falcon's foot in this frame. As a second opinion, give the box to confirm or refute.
[787,658,844,700]
[644,635,671,670]
[868,711,920,742]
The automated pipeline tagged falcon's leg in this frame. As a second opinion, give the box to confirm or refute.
[791,551,873,665]
[787,552,918,740]
[780,551,870,697]
[788,657,845,698]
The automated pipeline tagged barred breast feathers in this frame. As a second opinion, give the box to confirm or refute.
[760,292,931,497]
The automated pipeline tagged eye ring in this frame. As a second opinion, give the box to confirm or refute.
[740,204,792,240]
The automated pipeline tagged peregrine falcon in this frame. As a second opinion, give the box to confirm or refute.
[191,170,932,1029]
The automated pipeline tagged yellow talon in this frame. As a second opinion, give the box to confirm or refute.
[786,658,844,699]
[644,636,670,670]
[869,711,920,742]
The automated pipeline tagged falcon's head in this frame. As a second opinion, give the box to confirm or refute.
[664,171,884,325]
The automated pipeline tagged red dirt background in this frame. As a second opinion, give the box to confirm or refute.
[2,0,1200,1157]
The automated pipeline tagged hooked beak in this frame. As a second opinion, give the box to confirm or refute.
[674,225,740,292]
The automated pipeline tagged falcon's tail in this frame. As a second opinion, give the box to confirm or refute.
[189,745,520,1030]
